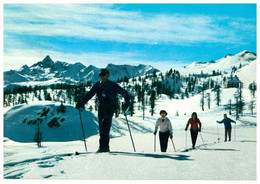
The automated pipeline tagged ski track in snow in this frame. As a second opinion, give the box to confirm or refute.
[3,126,256,180]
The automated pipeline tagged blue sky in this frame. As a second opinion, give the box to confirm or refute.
[4,4,256,71]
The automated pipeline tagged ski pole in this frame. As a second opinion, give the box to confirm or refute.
[124,111,136,152]
[234,123,236,141]
[171,138,176,152]
[78,109,87,152]
[154,134,156,152]
[217,122,220,142]
[199,131,205,146]
[185,130,187,150]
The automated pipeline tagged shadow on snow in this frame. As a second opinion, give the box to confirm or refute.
[109,151,193,161]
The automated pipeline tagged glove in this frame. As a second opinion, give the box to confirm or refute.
[185,128,188,131]
[76,102,84,109]
[198,128,201,132]
[153,131,157,135]
[170,134,173,139]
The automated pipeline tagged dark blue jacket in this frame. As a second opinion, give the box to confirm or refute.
[80,80,130,109]
[217,118,236,129]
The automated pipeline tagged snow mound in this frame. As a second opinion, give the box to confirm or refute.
[4,103,99,142]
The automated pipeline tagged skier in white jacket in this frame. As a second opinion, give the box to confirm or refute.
[153,110,173,152]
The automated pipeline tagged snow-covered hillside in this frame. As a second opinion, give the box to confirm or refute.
[3,50,257,180]
[4,55,159,89]
[180,50,256,75]
[3,100,257,179]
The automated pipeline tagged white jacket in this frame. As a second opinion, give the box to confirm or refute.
[154,117,173,134]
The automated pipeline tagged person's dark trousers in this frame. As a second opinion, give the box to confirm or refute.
[225,128,232,141]
[159,131,170,152]
[98,106,114,150]
[190,129,199,148]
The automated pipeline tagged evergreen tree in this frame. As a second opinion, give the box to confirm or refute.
[150,90,156,116]
[210,79,215,89]
[73,83,86,109]
[234,96,239,120]
[234,82,245,114]
[33,122,42,147]
[124,76,129,83]
[225,99,232,115]
[248,99,256,115]
[200,91,205,111]
[12,94,17,106]
[156,81,162,96]
[214,84,221,106]
[129,95,135,117]
[45,92,52,101]
[206,93,211,109]
[249,82,257,98]
[38,91,42,101]
[141,88,145,120]
[152,70,157,79]
[185,88,189,98]
[180,92,184,99]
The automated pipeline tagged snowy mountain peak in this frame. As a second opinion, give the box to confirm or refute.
[41,55,54,67]
[238,50,257,57]
[19,64,30,74]
[182,50,256,75]
[4,56,160,88]
[224,54,234,58]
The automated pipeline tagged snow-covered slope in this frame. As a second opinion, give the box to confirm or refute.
[3,123,256,179]
[3,50,257,180]
[4,55,159,88]
[4,102,99,142]
[3,82,257,180]
[235,59,257,88]
[180,50,256,75]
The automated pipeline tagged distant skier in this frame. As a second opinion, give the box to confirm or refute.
[153,110,173,152]
[76,69,130,153]
[217,114,236,142]
[185,112,202,149]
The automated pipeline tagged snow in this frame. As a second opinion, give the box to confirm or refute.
[4,103,99,142]
[3,126,256,180]
[179,50,256,75]
[3,87,257,180]
[235,59,257,88]
[3,50,258,182]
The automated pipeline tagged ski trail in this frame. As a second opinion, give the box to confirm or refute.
[4,153,75,167]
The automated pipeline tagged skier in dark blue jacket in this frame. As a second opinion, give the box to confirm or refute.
[76,69,130,152]
[217,114,236,142]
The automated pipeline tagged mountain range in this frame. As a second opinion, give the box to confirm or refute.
[4,50,257,89]
[4,56,160,89]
